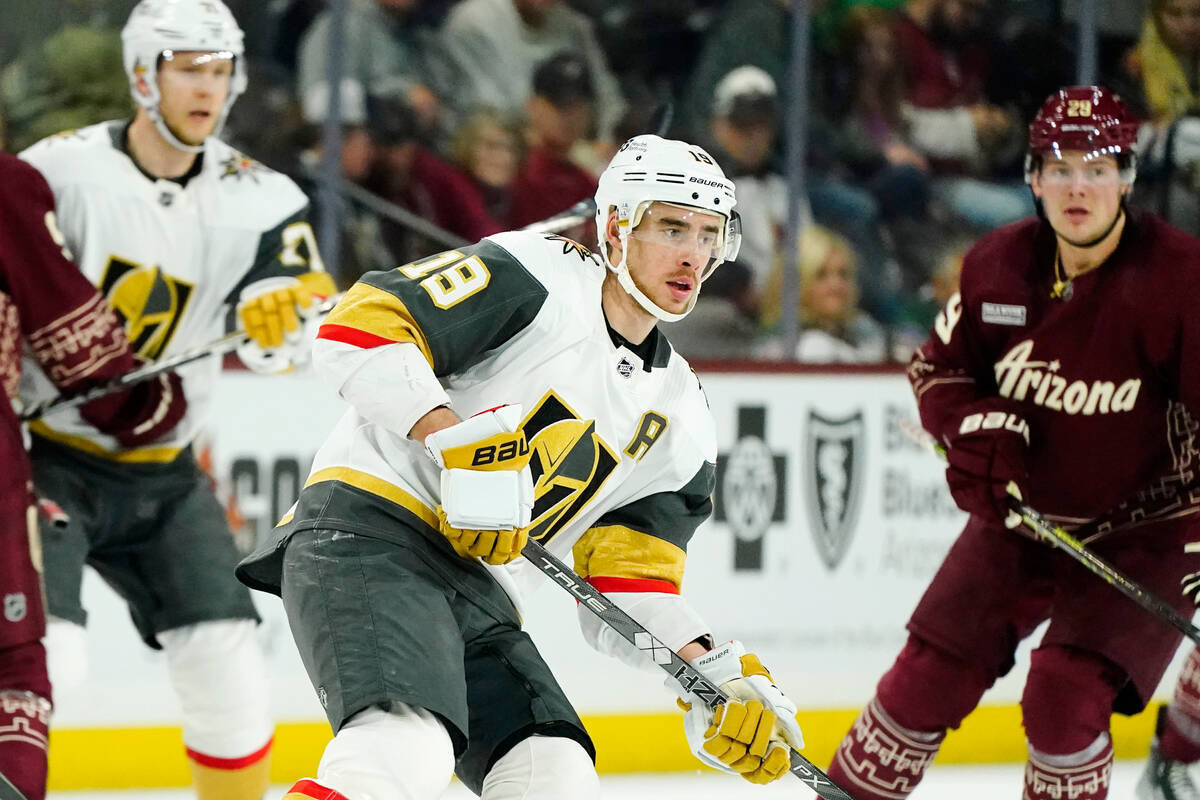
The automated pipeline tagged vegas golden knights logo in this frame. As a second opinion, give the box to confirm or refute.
[99,257,193,360]
[522,391,619,543]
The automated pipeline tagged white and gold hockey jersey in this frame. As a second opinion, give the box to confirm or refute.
[239,230,718,660]
[18,121,329,461]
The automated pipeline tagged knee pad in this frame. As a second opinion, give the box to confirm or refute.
[43,617,87,694]
[1021,646,1119,755]
[317,703,455,800]
[159,619,273,758]
[876,635,992,732]
[481,736,599,800]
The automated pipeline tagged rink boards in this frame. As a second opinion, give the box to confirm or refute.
[46,365,1174,789]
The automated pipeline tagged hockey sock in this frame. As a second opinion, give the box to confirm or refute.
[186,738,272,800]
[1161,647,1200,763]
[0,690,51,800]
[1024,734,1113,800]
[826,696,944,800]
[0,639,51,800]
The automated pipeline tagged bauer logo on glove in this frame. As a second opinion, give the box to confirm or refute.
[425,405,535,564]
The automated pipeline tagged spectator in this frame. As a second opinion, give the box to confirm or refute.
[507,52,599,239]
[705,65,788,287]
[297,0,445,134]
[703,63,903,326]
[835,6,942,291]
[1118,0,1200,234]
[365,97,504,265]
[439,0,625,145]
[446,107,524,227]
[1123,0,1200,124]
[760,225,889,363]
[678,0,790,143]
[894,0,1032,229]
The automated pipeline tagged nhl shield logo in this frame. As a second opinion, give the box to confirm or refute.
[3,593,26,623]
[803,411,865,570]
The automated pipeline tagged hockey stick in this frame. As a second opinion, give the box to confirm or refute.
[520,536,856,800]
[19,201,598,423]
[899,418,1200,647]
[0,773,28,800]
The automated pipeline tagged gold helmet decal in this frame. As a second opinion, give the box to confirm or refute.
[99,257,193,360]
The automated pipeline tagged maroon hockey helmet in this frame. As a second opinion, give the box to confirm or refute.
[1025,86,1140,182]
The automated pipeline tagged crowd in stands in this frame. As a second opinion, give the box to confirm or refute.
[1,0,1198,364]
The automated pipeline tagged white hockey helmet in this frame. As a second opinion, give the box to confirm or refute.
[595,134,740,322]
[122,0,247,153]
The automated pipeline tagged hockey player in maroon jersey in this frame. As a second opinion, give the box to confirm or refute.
[820,85,1200,800]
[0,152,184,800]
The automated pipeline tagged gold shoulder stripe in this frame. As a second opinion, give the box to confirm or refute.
[304,466,439,530]
[323,282,434,365]
[572,525,686,590]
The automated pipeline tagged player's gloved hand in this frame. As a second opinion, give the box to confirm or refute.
[79,370,187,448]
[424,404,534,565]
[235,275,330,374]
[1181,542,1200,605]
[667,640,803,785]
[942,398,1030,530]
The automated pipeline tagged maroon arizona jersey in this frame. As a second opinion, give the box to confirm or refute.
[910,212,1200,533]
[0,153,158,653]
[0,154,143,415]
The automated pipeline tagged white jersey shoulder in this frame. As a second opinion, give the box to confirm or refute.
[485,229,605,297]
[20,121,307,233]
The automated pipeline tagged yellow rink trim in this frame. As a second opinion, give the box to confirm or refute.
[47,703,1162,790]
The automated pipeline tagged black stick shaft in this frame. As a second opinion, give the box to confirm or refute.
[1009,499,1200,646]
[521,537,856,799]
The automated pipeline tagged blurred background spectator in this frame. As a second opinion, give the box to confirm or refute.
[446,107,525,227]
[508,51,600,240]
[760,225,890,363]
[0,0,1161,364]
[297,0,448,135]
[1118,0,1200,234]
[439,0,625,154]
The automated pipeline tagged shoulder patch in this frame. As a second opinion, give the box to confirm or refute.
[544,233,592,261]
[219,151,269,183]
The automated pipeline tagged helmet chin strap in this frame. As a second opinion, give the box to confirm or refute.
[149,107,206,155]
[606,232,697,323]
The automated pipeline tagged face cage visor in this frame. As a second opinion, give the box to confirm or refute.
[624,202,742,281]
[159,49,236,87]
[1025,144,1136,186]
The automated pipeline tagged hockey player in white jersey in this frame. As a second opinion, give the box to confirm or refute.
[236,134,805,799]
[17,1,335,798]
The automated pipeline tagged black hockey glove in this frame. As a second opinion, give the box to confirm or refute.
[942,398,1030,530]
